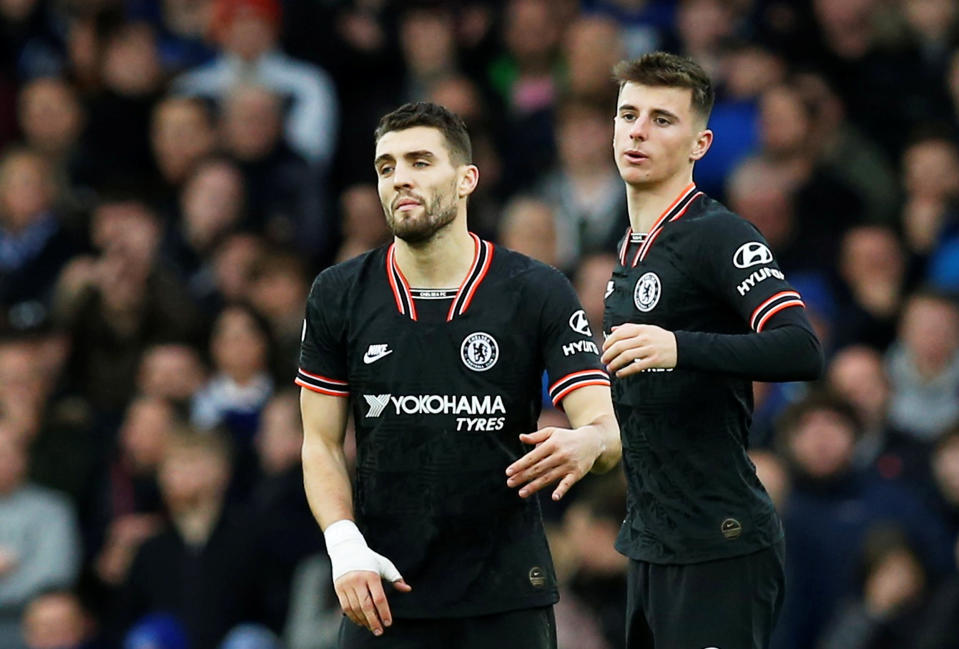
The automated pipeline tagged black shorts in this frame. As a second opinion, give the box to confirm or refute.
[626,540,786,649]
[337,606,556,649]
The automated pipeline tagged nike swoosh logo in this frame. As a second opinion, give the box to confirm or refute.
[363,350,393,364]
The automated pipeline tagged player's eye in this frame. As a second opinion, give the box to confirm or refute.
[413,160,429,168]
[621,113,636,122]
[378,165,394,176]
[654,116,671,126]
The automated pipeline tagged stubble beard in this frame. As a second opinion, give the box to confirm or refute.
[385,183,458,245]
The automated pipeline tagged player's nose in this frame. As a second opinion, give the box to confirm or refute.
[392,163,414,189]
[629,116,649,140]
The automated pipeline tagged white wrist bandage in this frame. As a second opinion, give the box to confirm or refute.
[324,519,403,583]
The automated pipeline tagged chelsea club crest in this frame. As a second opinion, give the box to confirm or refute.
[634,272,661,312]
[461,332,499,372]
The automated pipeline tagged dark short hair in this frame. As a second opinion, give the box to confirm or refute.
[374,102,472,165]
[775,390,862,444]
[612,52,714,125]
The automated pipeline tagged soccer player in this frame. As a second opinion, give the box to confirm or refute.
[600,52,824,649]
[298,102,620,649]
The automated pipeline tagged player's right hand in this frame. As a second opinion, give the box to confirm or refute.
[325,520,412,635]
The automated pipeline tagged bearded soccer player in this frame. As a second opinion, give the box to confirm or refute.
[600,53,823,649]
[298,102,621,649]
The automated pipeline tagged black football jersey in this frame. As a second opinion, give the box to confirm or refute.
[298,234,609,617]
[604,184,808,565]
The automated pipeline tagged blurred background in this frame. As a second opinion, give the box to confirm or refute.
[2,0,959,648]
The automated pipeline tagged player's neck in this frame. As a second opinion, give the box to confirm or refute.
[393,219,475,288]
[626,173,695,233]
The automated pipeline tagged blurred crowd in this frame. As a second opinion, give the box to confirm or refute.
[2,0,959,648]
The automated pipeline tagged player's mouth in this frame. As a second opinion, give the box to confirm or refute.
[393,196,423,212]
[624,150,648,163]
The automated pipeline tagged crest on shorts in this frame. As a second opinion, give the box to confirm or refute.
[634,272,661,312]
[461,332,499,372]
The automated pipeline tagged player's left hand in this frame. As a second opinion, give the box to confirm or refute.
[506,426,604,501]
[601,323,677,378]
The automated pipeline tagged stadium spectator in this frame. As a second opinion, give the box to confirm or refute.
[191,302,274,493]
[15,76,89,212]
[90,396,175,588]
[397,4,459,103]
[219,83,330,263]
[756,82,866,255]
[81,20,166,195]
[827,344,931,480]
[792,70,899,225]
[161,156,246,310]
[489,0,564,194]
[817,525,931,649]
[114,430,270,649]
[913,534,959,649]
[0,147,77,317]
[886,290,959,441]
[925,424,959,539]
[562,14,624,105]
[137,343,207,408]
[0,431,81,649]
[54,198,202,416]
[148,96,219,214]
[772,391,952,649]
[246,250,308,382]
[207,231,264,304]
[0,0,64,81]
[560,474,628,649]
[536,100,625,270]
[21,589,103,649]
[833,225,908,352]
[498,195,560,269]
[173,0,338,167]
[671,0,734,80]
[282,552,340,649]
[126,0,217,74]
[333,183,390,263]
[250,390,322,630]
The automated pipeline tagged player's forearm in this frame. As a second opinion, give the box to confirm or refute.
[674,323,823,381]
[589,413,622,473]
[302,434,354,530]
[561,385,622,473]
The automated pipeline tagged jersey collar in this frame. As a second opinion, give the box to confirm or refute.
[619,183,703,267]
[386,233,494,321]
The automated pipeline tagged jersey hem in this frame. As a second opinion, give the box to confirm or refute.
[389,591,559,619]
[614,530,785,566]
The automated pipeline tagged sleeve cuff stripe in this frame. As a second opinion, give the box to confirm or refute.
[549,370,610,396]
[295,378,349,397]
[749,291,802,330]
[551,379,611,406]
[755,300,805,332]
[297,368,348,385]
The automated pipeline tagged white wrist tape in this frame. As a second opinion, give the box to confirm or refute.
[324,520,403,583]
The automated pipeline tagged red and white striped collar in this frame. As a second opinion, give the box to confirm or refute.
[386,233,494,321]
[618,183,703,267]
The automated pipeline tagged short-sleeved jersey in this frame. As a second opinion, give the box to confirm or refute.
[604,185,801,565]
[298,234,609,618]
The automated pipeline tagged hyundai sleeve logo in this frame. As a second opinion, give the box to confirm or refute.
[733,242,774,268]
[569,310,592,336]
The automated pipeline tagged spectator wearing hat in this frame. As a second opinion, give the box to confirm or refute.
[172,0,338,168]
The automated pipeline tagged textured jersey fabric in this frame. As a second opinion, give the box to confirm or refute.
[604,185,821,565]
[298,234,609,617]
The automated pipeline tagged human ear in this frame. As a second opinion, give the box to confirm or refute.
[458,165,480,197]
[690,129,713,161]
